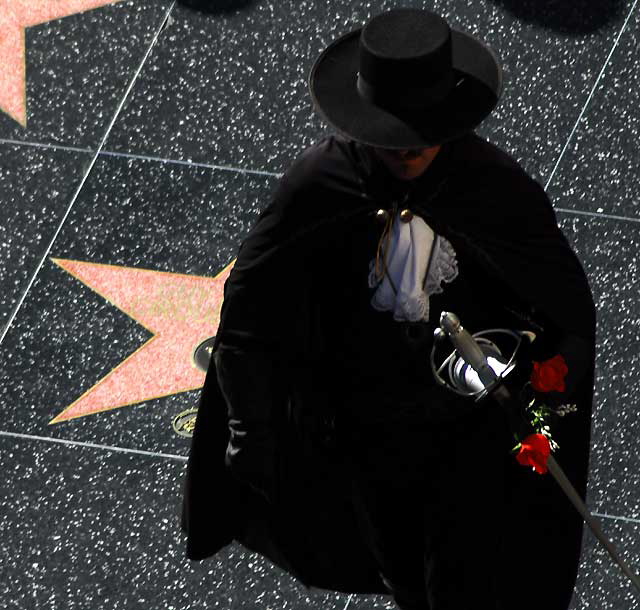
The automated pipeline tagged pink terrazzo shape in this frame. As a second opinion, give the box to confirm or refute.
[0,1,123,126]
[49,258,233,423]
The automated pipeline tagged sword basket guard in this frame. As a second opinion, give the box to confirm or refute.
[430,326,528,400]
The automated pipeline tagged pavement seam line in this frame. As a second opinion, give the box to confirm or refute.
[592,512,640,526]
[555,207,640,223]
[544,0,640,191]
[0,1,178,347]
[4,135,640,222]
[0,429,188,461]
[98,148,283,177]
[0,138,92,154]
[0,137,283,178]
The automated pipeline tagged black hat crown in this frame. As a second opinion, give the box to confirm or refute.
[308,8,502,148]
[357,10,455,113]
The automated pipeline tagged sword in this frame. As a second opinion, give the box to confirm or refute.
[439,311,640,595]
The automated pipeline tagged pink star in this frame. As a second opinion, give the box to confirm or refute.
[0,0,123,127]
[49,258,233,424]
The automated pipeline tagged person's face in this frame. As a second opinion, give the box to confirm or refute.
[370,145,441,180]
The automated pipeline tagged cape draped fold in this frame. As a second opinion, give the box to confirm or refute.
[181,133,596,603]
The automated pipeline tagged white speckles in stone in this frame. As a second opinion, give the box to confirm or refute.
[557,215,640,528]
[570,518,640,610]
[0,1,174,147]
[0,144,92,331]
[102,0,620,180]
[2,437,326,609]
[547,9,640,218]
[0,1,638,609]
[0,155,275,453]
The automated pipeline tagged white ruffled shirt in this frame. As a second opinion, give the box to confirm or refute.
[368,212,458,322]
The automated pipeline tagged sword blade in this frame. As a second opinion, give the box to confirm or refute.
[437,313,640,594]
[546,454,640,595]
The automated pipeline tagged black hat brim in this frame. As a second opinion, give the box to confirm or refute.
[309,28,503,149]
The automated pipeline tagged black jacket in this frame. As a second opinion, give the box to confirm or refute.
[181,132,596,602]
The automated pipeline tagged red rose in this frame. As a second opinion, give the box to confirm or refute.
[516,434,551,474]
[530,354,568,393]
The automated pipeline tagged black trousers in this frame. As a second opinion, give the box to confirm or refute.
[336,398,509,610]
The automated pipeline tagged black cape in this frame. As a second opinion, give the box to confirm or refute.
[181,132,596,606]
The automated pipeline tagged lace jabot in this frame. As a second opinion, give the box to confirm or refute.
[368,212,458,322]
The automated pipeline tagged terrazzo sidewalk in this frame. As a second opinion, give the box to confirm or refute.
[1,1,639,608]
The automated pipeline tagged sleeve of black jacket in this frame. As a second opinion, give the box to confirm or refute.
[447,166,598,610]
[182,140,336,559]
[445,167,597,405]
[213,345,285,505]
[211,146,327,505]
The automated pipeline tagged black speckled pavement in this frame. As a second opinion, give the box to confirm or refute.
[1,1,639,609]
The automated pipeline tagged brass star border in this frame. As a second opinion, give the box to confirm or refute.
[49,257,233,424]
[0,1,124,126]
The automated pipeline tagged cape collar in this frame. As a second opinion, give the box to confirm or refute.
[350,135,456,207]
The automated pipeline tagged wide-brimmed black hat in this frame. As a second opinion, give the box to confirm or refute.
[309,9,503,149]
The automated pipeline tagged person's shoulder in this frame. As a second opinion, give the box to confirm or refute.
[279,134,354,190]
[269,134,360,222]
[451,132,530,177]
[451,133,547,198]
[444,133,557,225]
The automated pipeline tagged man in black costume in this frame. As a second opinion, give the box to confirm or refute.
[182,9,596,610]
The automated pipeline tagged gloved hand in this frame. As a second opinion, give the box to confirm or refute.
[225,419,280,505]
[214,344,285,506]
[528,332,593,408]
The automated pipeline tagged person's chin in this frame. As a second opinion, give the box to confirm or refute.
[389,165,423,180]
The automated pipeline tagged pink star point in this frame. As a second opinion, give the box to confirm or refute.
[0,0,124,126]
[49,258,234,424]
